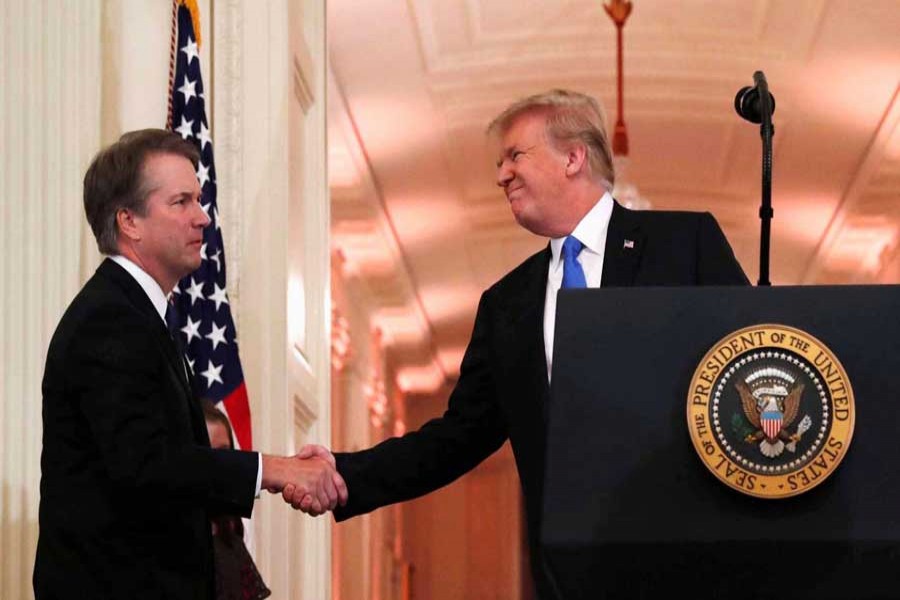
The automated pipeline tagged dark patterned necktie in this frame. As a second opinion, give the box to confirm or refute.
[165,301,190,383]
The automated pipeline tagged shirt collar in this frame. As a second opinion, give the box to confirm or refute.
[549,191,614,269]
[109,255,169,324]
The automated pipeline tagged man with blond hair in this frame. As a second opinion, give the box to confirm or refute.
[295,89,748,598]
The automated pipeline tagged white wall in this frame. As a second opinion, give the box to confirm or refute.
[1,2,101,598]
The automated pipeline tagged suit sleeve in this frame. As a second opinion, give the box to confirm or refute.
[334,292,508,521]
[67,305,258,517]
[696,212,750,285]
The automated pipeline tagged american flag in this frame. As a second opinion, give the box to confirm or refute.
[166,1,253,451]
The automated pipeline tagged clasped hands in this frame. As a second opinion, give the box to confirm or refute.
[260,445,346,516]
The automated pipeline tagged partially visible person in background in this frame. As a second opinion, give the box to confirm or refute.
[203,399,272,600]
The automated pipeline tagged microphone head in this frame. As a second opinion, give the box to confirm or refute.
[734,85,776,124]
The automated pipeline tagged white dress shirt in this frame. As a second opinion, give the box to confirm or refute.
[110,255,263,495]
[543,192,614,380]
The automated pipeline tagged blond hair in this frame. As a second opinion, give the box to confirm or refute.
[487,89,615,186]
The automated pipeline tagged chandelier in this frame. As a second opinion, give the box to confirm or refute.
[603,0,651,210]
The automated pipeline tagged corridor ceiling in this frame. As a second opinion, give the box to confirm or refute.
[328,0,900,391]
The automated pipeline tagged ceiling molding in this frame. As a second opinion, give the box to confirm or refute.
[329,0,900,390]
[327,61,449,392]
[409,0,825,77]
[801,84,900,283]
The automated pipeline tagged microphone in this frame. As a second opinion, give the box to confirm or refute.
[734,70,776,286]
[734,71,776,124]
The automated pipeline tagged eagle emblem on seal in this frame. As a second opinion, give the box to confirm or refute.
[736,367,812,458]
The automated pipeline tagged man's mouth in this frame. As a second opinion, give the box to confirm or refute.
[506,186,523,201]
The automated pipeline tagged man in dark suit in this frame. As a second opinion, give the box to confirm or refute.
[34,129,346,600]
[290,89,749,598]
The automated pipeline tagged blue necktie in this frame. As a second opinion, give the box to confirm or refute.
[561,236,587,289]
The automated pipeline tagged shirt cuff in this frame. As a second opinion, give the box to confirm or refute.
[255,452,263,498]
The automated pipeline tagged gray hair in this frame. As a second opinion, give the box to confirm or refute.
[487,89,615,186]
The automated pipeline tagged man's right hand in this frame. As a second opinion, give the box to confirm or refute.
[260,453,347,516]
[281,444,347,516]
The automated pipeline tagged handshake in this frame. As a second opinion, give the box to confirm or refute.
[260,445,347,516]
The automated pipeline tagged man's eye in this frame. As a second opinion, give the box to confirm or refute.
[512,151,523,160]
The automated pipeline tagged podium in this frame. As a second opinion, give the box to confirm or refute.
[543,286,900,599]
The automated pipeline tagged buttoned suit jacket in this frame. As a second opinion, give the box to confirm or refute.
[34,258,258,600]
[333,202,750,598]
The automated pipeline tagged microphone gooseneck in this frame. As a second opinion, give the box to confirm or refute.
[735,70,775,286]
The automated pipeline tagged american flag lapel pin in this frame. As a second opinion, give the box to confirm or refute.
[623,239,635,249]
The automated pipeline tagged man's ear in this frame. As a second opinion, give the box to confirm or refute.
[116,208,141,242]
[565,143,588,177]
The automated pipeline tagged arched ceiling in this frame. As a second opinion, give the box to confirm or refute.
[327,0,900,393]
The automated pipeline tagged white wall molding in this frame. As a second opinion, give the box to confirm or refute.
[212,1,331,598]
[212,0,246,332]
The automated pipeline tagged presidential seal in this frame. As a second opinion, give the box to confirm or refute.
[687,324,854,499]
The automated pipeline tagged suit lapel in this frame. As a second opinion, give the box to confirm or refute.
[601,201,645,287]
[503,247,552,407]
[98,259,198,415]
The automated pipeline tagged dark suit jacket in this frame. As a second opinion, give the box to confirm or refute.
[333,202,750,599]
[34,259,258,600]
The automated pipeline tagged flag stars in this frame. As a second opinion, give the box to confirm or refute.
[198,121,212,151]
[181,37,200,66]
[210,249,221,272]
[196,161,210,188]
[185,277,205,305]
[209,283,230,311]
[201,360,224,387]
[175,116,194,140]
[180,316,202,344]
[178,76,197,104]
[206,322,228,351]
[170,16,247,439]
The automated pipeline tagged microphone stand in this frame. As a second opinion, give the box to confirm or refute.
[755,71,774,286]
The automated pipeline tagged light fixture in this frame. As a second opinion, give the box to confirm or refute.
[603,0,651,210]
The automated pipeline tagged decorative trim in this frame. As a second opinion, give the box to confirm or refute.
[365,369,389,429]
[331,305,352,372]
[801,83,900,283]
[365,328,389,429]
[212,0,244,328]
[293,52,315,114]
[293,393,318,433]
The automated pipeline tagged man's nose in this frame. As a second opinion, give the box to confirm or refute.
[195,201,211,227]
[496,162,513,188]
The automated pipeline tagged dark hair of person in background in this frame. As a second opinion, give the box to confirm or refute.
[201,399,271,600]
